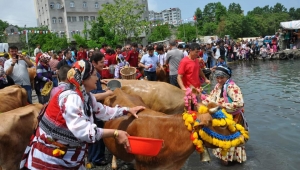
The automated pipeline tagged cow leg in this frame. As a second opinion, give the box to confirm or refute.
[111,155,117,170]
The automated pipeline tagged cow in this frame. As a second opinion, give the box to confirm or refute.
[103,80,185,114]
[156,65,169,83]
[27,67,36,88]
[0,104,43,170]
[103,89,248,170]
[0,85,28,113]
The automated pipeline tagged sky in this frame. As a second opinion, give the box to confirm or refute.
[0,0,299,27]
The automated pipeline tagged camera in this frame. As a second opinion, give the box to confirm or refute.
[15,55,19,64]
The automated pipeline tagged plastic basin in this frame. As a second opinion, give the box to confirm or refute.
[128,136,164,156]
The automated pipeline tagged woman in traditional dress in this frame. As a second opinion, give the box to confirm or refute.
[202,66,248,165]
[21,60,145,170]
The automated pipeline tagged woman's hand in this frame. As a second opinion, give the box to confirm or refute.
[115,130,131,152]
[128,106,145,118]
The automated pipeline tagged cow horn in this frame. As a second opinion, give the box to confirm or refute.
[209,106,219,113]
[200,146,211,162]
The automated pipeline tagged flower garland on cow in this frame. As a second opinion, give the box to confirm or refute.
[182,88,249,156]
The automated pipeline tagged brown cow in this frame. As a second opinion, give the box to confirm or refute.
[103,80,185,114]
[104,89,247,170]
[156,65,169,83]
[27,67,36,88]
[0,104,43,170]
[0,85,28,113]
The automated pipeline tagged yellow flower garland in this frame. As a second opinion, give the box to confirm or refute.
[182,105,249,156]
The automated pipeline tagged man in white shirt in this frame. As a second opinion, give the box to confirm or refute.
[33,44,42,56]
[4,45,34,103]
[156,45,166,66]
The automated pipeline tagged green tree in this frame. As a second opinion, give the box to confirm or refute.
[215,2,227,23]
[289,8,300,20]
[228,3,243,14]
[89,16,106,41]
[222,13,243,38]
[177,23,196,42]
[0,19,9,42]
[18,26,68,54]
[194,8,203,29]
[148,24,171,42]
[203,3,217,23]
[98,0,149,44]
[272,3,287,13]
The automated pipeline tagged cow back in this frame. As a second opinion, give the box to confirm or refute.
[0,85,28,112]
[117,80,185,114]
[0,104,43,169]
[104,88,147,108]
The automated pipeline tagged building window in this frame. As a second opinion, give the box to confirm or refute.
[72,16,77,22]
[56,3,60,9]
[90,16,95,21]
[60,32,65,38]
[52,17,56,24]
[58,17,63,23]
[67,16,71,22]
[50,2,54,8]
[70,1,74,8]
[83,2,87,8]
[79,16,84,22]
[47,19,49,25]
[95,2,99,8]
[10,29,14,33]
[84,16,89,21]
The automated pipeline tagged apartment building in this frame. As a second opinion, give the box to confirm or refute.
[149,8,181,26]
[34,0,149,42]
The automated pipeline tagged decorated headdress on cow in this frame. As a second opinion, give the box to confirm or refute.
[67,60,94,100]
[215,66,232,78]
[39,53,51,64]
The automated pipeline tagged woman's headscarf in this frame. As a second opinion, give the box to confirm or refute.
[0,57,6,67]
[0,66,8,84]
[215,66,232,78]
[39,53,51,64]
[215,66,232,98]
[67,60,94,101]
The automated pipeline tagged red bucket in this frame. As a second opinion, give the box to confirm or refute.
[128,136,164,156]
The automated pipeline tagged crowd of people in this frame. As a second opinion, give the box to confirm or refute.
[0,38,250,168]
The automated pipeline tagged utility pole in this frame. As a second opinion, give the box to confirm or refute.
[183,22,186,42]
[24,25,30,56]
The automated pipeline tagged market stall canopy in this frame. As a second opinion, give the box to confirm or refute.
[280,20,300,30]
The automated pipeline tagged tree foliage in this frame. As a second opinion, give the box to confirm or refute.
[0,20,9,42]
[98,0,149,44]
[148,24,171,42]
[18,26,68,54]
[177,23,197,42]
[187,2,300,40]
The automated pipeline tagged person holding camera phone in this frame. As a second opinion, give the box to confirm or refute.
[4,45,34,103]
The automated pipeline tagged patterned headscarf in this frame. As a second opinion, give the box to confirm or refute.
[39,53,51,64]
[0,57,6,67]
[67,60,95,100]
[0,66,8,84]
[215,66,232,78]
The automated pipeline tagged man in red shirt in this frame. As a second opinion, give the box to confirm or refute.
[177,43,210,90]
[100,43,108,54]
[125,43,139,67]
[77,45,87,60]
